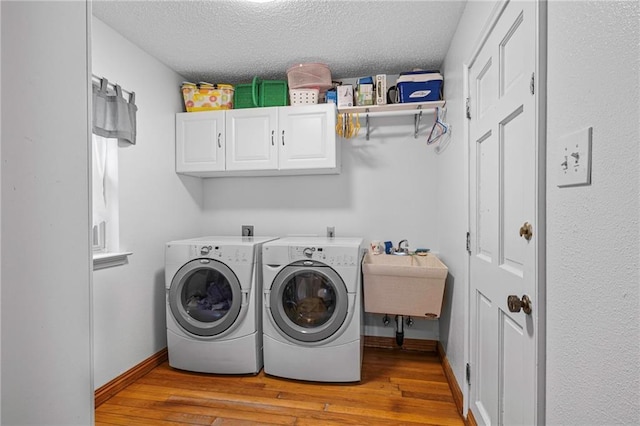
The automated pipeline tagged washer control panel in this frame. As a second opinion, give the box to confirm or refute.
[196,244,252,264]
[288,245,358,267]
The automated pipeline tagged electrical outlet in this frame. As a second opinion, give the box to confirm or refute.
[241,225,254,237]
[557,127,592,188]
[327,226,335,238]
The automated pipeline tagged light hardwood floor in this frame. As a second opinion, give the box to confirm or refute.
[96,347,464,426]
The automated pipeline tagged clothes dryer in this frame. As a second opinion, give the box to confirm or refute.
[262,237,364,382]
[165,236,277,374]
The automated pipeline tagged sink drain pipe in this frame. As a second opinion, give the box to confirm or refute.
[395,315,404,346]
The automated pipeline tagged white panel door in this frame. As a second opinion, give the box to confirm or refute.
[468,1,540,425]
[176,111,225,173]
[278,104,336,170]
[226,107,278,171]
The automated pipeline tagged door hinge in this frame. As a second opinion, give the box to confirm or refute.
[465,97,471,119]
[466,363,471,384]
[530,72,535,95]
[466,232,471,254]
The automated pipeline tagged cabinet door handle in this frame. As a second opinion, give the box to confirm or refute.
[271,130,275,146]
[281,130,285,146]
[217,133,222,148]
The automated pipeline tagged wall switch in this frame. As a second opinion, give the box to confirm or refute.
[327,226,335,238]
[557,127,592,187]
[242,225,254,237]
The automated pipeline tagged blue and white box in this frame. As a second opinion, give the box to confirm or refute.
[396,71,443,103]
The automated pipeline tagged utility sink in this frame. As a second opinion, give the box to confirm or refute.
[362,253,448,318]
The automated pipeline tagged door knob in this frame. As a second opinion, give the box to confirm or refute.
[507,294,532,315]
[519,222,533,241]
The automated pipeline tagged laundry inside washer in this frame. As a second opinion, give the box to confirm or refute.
[182,269,233,321]
[283,272,336,327]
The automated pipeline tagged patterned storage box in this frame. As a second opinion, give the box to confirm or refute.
[181,82,234,112]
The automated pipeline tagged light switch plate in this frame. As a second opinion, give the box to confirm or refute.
[557,127,592,187]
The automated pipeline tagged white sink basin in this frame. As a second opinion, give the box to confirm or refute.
[362,253,447,277]
[362,253,448,318]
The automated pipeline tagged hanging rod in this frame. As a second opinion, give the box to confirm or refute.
[342,108,431,140]
[337,100,444,140]
[352,108,433,118]
[338,101,444,140]
[91,74,133,97]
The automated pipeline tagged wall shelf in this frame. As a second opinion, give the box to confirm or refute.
[337,100,446,140]
[337,100,445,115]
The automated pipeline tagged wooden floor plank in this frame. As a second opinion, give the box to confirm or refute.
[93,411,188,426]
[137,375,280,399]
[262,379,403,398]
[96,403,216,425]
[96,347,465,426]
[211,419,283,426]
[99,395,297,425]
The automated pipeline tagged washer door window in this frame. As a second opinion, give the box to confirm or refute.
[270,261,348,342]
[169,259,241,336]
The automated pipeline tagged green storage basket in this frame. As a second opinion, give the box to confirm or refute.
[233,77,288,108]
[259,79,288,107]
[233,76,259,109]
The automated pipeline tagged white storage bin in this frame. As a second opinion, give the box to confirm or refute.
[289,88,319,105]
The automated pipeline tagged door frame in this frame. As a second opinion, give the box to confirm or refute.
[463,0,547,423]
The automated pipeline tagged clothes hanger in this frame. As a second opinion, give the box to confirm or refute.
[427,106,450,145]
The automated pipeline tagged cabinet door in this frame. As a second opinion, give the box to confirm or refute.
[176,112,225,173]
[225,107,278,171]
[278,104,337,170]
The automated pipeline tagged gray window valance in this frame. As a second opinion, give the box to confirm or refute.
[92,78,137,145]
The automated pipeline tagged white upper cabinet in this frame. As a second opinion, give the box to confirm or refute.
[175,111,225,173]
[225,107,278,171]
[278,104,337,170]
[175,103,338,177]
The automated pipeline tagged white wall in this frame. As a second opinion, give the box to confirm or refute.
[200,114,443,339]
[1,1,93,424]
[546,1,639,424]
[0,2,3,420]
[438,0,495,393]
[91,18,203,388]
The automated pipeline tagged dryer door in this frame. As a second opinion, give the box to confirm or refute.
[169,259,242,336]
[270,261,348,343]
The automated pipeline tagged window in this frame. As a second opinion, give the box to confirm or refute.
[91,77,136,269]
[91,133,119,254]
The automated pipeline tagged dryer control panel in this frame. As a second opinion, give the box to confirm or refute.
[288,246,358,267]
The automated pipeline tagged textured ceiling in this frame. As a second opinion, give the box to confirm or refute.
[92,0,467,85]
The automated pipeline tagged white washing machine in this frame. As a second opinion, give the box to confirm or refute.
[262,236,364,382]
[165,236,277,374]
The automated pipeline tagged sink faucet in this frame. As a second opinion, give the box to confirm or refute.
[396,240,409,254]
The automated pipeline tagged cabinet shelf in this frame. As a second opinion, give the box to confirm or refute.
[337,100,446,140]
